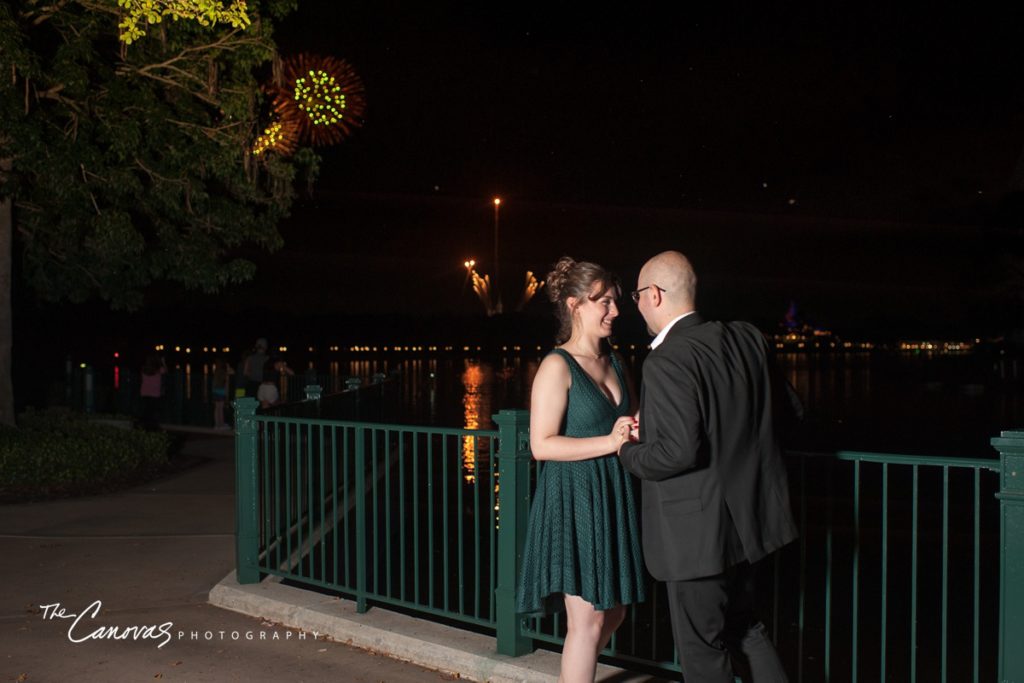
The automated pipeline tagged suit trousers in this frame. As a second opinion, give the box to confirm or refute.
[665,562,788,683]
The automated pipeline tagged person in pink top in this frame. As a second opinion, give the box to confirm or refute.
[139,354,167,430]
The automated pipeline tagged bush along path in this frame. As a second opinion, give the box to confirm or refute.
[0,408,172,502]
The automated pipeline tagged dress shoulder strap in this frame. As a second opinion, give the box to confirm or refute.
[549,348,579,373]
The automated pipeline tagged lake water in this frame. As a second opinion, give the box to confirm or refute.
[89,346,1022,459]
[376,349,1021,459]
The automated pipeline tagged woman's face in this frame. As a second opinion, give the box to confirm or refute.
[573,281,620,338]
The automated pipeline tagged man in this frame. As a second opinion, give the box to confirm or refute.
[242,338,268,398]
[618,251,797,683]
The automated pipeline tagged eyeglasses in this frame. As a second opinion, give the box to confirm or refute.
[630,285,665,303]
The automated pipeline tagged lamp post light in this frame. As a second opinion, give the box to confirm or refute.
[493,197,501,313]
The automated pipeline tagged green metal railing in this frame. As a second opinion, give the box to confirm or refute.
[235,395,1024,681]
[782,450,1002,683]
[236,393,503,630]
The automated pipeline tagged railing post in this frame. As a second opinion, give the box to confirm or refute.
[355,426,369,613]
[235,397,261,584]
[993,429,1024,683]
[65,355,73,405]
[83,365,95,414]
[171,369,184,425]
[303,384,322,419]
[493,409,533,656]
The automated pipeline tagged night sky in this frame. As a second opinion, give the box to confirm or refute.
[280,3,1024,215]
[220,2,1022,332]
[21,3,1024,349]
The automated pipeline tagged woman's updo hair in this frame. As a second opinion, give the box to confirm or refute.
[546,256,621,344]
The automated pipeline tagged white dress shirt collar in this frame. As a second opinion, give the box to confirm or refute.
[650,311,697,349]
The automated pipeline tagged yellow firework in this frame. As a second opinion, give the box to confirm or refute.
[251,116,299,157]
[277,53,366,147]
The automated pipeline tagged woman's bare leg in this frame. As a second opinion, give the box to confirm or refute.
[560,595,624,682]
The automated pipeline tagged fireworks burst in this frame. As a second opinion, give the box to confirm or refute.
[277,54,366,147]
[516,271,545,311]
[463,260,543,316]
[251,111,300,157]
[471,271,497,317]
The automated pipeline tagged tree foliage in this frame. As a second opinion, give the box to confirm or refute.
[0,0,312,311]
[117,0,252,44]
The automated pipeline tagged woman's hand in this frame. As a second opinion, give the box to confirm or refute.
[608,415,637,452]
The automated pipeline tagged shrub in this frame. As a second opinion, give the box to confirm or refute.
[0,408,171,501]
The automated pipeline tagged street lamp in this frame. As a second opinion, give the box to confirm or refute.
[493,197,501,313]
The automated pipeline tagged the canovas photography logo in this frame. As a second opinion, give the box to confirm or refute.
[40,600,321,649]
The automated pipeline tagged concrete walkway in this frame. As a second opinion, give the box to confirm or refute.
[1,430,668,683]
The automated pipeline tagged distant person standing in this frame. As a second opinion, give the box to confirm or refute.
[243,338,268,397]
[139,354,167,431]
[619,251,797,683]
[257,358,282,409]
[211,358,234,429]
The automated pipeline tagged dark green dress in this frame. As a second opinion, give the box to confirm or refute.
[516,349,647,615]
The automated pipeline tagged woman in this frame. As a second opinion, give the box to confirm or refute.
[211,358,234,429]
[139,354,167,431]
[517,257,646,682]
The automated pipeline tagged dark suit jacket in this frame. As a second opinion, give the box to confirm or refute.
[619,313,798,581]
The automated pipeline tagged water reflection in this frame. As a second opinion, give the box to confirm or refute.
[391,350,1019,457]
[105,348,1024,458]
[461,361,493,484]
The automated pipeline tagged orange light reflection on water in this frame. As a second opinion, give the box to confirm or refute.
[461,361,494,485]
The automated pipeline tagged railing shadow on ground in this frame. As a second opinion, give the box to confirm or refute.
[233,393,1023,682]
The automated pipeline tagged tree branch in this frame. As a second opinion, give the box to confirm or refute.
[119,67,221,106]
[165,118,245,143]
[124,31,266,76]
[133,157,187,187]
[79,164,101,215]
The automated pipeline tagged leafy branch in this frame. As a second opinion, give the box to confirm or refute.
[116,0,251,44]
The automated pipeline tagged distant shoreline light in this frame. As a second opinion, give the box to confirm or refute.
[127,338,986,358]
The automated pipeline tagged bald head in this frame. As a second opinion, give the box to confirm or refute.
[640,251,697,312]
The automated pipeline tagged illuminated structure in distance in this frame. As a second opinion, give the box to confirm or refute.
[492,197,501,313]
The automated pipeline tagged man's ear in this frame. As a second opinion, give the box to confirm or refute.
[650,287,663,307]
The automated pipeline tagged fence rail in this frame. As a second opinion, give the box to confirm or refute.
[234,395,1024,681]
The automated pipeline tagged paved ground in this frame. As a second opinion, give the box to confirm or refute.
[2,429,668,683]
[0,432,451,683]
